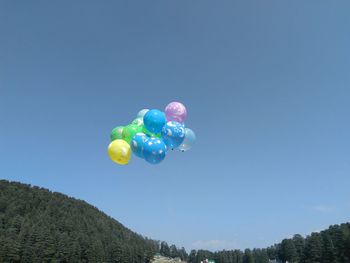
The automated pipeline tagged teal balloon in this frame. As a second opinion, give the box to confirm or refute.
[142,137,167,164]
[178,128,196,152]
[143,109,166,134]
[161,121,185,149]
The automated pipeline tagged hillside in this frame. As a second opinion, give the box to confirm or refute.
[187,224,350,263]
[1,179,350,263]
[0,180,159,262]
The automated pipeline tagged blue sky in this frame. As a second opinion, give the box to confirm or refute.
[1,0,350,251]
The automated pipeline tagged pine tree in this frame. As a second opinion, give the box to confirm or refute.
[160,241,170,257]
[170,244,178,258]
[243,249,254,263]
[301,233,322,263]
[322,233,337,263]
[189,249,197,263]
[292,234,305,261]
[179,247,188,261]
[279,239,297,263]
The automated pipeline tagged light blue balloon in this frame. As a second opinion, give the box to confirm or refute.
[137,109,149,119]
[142,137,167,164]
[161,121,185,149]
[178,128,196,152]
[130,132,148,158]
[143,109,166,134]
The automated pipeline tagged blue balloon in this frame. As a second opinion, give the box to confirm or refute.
[142,137,167,164]
[178,128,196,152]
[130,132,148,158]
[161,121,185,149]
[143,109,166,134]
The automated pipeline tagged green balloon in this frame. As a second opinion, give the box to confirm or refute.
[122,124,142,144]
[142,125,161,138]
[132,118,143,127]
[110,126,124,141]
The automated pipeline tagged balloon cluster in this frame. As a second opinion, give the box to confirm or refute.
[108,102,196,165]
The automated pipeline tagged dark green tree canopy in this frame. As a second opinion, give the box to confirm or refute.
[1,180,349,263]
[0,180,160,263]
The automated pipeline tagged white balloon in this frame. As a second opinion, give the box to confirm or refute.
[178,128,196,152]
[137,109,149,119]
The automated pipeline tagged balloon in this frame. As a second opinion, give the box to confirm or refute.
[161,121,185,149]
[178,128,196,152]
[110,126,124,141]
[108,139,131,165]
[122,124,142,144]
[142,137,167,164]
[108,102,194,165]
[137,109,149,119]
[130,132,148,158]
[143,109,166,134]
[132,118,143,127]
[165,102,187,123]
[142,125,161,138]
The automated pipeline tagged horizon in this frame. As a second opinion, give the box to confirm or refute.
[1,178,348,253]
[1,0,350,252]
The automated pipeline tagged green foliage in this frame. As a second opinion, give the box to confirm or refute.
[159,242,188,261]
[279,239,297,262]
[187,224,350,263]
[0,180,159,262]
[1,180,350,263]
[160,241,170,257]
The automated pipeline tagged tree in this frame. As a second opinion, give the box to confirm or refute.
[160,241,170,257]
[301,233,322,263]
[322,233,337,263]
[266,245,277,260]
[188,250,197,263]
[292,234,305,261]
[243,249,254,263]
[170,244,178,258]
[179,247,188,261]
[253,248,269,263]
[279,239,297,263]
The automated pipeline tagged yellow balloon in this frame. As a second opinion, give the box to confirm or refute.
[108,139,131,165]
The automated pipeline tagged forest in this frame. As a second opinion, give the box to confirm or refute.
[186,222,350,263]
[0,180,349,263]
[0,180,160,262]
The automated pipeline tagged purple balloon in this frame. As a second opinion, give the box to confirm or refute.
[165,102,187,123]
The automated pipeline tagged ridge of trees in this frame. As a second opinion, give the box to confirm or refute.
[0,180,160,262]
[1,180,349,263]
[187,224,350,263]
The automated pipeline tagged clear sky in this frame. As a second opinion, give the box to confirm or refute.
[1,0,350,252]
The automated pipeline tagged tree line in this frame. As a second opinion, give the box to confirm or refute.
[0,180,159,262]
[0,180,349,263]
[185,223,350,263]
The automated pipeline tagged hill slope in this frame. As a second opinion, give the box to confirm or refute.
[0,180,159,262]
[187,224,350,263]
[1,179,349,263]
